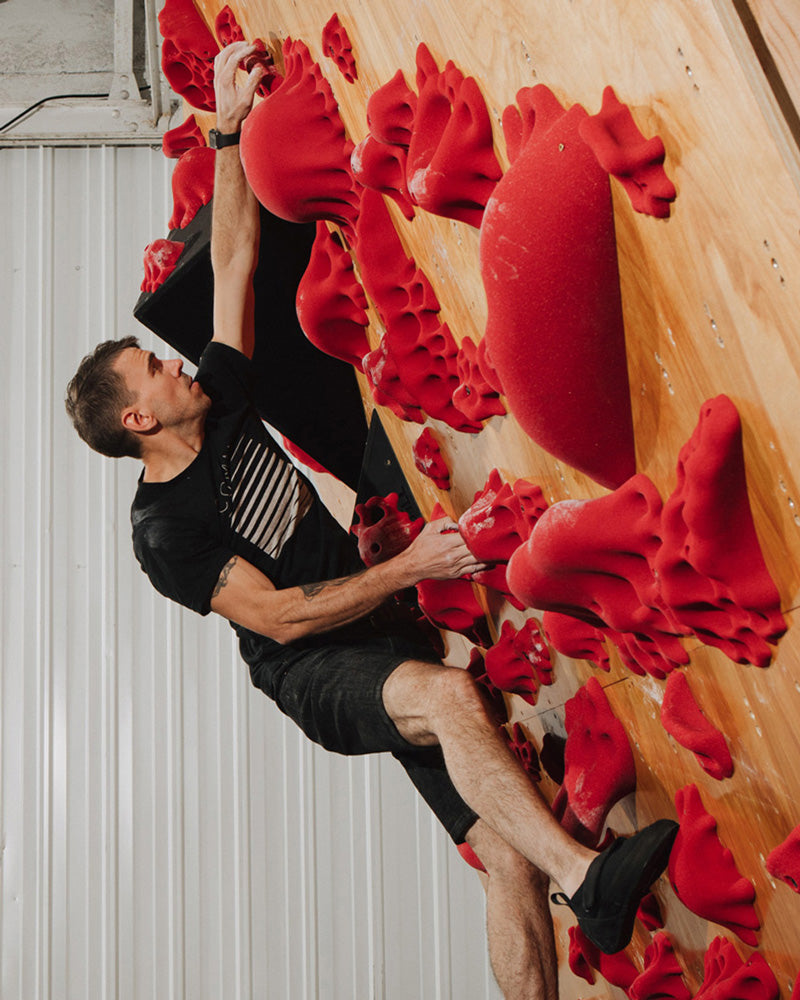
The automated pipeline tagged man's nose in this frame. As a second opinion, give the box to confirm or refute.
[167,358,183,377]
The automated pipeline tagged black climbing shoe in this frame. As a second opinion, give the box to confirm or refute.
[551,819,678,954]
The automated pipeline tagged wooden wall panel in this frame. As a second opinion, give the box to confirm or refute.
[191,0,800,994]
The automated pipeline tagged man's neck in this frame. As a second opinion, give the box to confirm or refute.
[141,424,205,483]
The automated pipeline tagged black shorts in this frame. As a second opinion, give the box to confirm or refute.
[244,615,479,844]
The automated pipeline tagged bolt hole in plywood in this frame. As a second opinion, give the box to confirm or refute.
[155,0,800,993]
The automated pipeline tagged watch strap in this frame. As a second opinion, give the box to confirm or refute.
[209,128,241,149]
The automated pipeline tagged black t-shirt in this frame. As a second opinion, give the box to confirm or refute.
[131,341,364,669]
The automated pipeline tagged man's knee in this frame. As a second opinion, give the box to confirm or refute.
[383,660,485,744]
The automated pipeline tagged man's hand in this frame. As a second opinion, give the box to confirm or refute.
[398,518,488,582]
[213,42,265,134]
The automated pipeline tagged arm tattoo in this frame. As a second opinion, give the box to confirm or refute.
[212,556,238,598]
[299,568,367,601]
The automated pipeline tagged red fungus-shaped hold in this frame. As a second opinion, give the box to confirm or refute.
[567,925,638,991]
[637,892,664,932]
[504,722,541,782]
[456,841,487,874]
[141,239,184,292]
[416,576,491,647]
[459,469,546,564]
[295,222,371,370]
[579,86,677,218]
[162,114,205,159]
[542,610,611,672]
[351,135,415,220]
[466,647,508,724]
[484,617,552,706]
[362,337,425,424]
[628,933,690,1000]
[693,937,779,1000]
[766,824,800,892]
[413,428,450,490]
[416,504,491,645]
[507,476,689,679]
[168,145,216,230]
[280,436,329,475]
[158,0,219,112]
[480,84,635,490]
[654,395,787,668]
[321,13,358,83]
[453,336,507,422]
[353,189,481,432]
[553,677,636,846]
[669,784,760,946]
[366,69,417,147]
[351,493,423,567]
[214,8,277,95]
[405,44,502,228]
[240,38,360,229]
[660,670,733,780]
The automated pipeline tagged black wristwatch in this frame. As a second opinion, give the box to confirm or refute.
[208,128,241,149]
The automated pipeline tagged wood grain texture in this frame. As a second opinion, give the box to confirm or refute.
[190,0,800,992]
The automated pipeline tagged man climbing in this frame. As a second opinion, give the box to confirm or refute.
[65,41,677,999]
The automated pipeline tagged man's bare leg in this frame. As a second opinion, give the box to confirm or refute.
[467,819,559,1000]
[383,660,596,894]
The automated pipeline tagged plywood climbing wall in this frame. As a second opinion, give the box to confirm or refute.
[159,0,800,994]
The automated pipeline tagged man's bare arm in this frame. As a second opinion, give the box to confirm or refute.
[210,42,264,358]
[209,519,487,644]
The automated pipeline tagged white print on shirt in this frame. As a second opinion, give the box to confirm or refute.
[219,427,312,559]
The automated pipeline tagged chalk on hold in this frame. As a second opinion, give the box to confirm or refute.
[480,84,635,490]
[693,937,779,1000]
[168,146,215,230]
[660,670,733,780]
[483,617,552,706]
[412,428,451,490]
[158,0,219,112]
[351,493,423,567]
[321,13,358,83]
[579,86,677,218]
[766,824,800,893]
[655,395,787,668]
[669,784,760,946]
[240,38,360,229]
[628,933,690,1000]
[552,677,636,846]
[295,222,371,371]
[141,239,184,293]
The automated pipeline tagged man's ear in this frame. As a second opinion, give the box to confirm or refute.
[121,406,158,435]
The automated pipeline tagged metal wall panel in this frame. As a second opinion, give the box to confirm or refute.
[0,145,500,999]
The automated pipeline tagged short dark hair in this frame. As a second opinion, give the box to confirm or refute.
[65,336,143,458]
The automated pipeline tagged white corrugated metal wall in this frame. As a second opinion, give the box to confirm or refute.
[0,145,501,999]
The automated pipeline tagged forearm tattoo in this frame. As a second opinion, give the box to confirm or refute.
[299,568,367,601]
[212,556,238,597]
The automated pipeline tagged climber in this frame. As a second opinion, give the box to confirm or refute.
[65,41,677,999]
